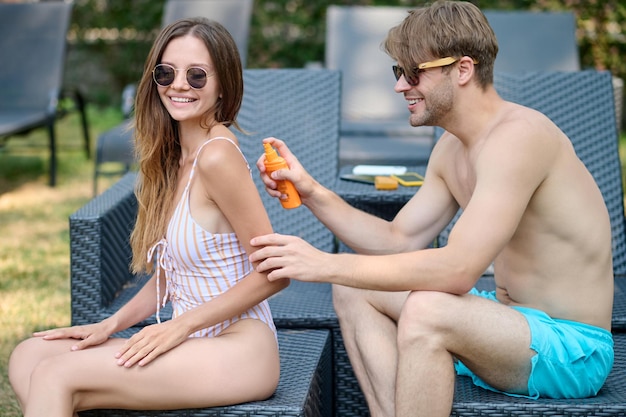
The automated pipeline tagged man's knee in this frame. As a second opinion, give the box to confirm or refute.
[332,284,363,317]
[397,291,456,349]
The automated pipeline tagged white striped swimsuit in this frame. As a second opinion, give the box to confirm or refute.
[147,137,277,338]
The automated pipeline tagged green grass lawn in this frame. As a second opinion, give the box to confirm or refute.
[0,107,625,415]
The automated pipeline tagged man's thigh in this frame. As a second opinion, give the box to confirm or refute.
[417,290,535,395]
[452,293,613,398]
[332,284,409,323]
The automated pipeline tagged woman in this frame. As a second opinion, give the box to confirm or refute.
[9,18,288,416]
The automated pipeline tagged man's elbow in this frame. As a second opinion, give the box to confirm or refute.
[446,263,484,295]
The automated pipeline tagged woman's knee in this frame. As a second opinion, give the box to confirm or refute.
[9,338,76,399]
[9,337,47,387]
[8,338,39,406]
[29,351,79,399]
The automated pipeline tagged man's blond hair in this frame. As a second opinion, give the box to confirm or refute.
[383,0,498,89]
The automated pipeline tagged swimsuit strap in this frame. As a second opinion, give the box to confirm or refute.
[184,137,250,193]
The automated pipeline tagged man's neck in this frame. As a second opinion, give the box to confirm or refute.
[443,85,504,146]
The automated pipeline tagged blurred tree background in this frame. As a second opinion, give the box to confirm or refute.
[66,0,626,109]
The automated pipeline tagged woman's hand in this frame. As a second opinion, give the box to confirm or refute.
[114,320,189,368]
[33,321,115,351]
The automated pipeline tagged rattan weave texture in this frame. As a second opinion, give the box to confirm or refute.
[70,172,138,326]
[268,281,368,417]
[236,69,340,254]
[77,329,332,417]
[450,332,626,417]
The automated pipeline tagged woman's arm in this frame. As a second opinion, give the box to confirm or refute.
[169,135,288,337]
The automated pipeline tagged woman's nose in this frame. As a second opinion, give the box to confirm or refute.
[171,69,189,90]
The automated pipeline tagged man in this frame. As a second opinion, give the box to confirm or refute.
[249,2,614,416]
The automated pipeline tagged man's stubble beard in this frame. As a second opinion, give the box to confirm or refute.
[409,76,455,128]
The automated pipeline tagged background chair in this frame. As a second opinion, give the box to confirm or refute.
[483,10,580,72]
[163,0,252,68]
[92,119,135,195]
[483,9,623,129]
[0,1,90,187]
[325,5,436,168]
[93,0,253,195]
[324,6,621,168]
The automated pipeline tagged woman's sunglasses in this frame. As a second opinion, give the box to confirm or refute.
[392,56,478,86]
[152,63,212,89]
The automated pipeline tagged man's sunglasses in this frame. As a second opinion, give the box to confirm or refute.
[152,63,212,89]
[392,56,478,86]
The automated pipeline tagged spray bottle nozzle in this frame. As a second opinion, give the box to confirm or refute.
[263,143,279,161]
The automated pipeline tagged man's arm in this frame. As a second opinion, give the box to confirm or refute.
[252,121,551,294]
[258,137,457,254]
[324,118,553,292]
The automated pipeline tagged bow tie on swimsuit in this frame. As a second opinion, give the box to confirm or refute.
[147,238,174,324]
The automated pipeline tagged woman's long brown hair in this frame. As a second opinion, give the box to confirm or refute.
[130,17,243,274]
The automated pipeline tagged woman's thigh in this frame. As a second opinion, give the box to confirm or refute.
[19,319,279,411]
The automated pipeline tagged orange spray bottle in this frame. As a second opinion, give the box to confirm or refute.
[263,143,301,209]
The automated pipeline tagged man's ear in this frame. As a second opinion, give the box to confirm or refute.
[457,56,476,86]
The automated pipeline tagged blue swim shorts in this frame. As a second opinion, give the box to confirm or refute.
[454,288,614,399]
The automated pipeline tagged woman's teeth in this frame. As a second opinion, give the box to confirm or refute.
[171,97,194,103]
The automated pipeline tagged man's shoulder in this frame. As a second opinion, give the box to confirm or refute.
[489,103,560,147]
[499,101,551,127]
